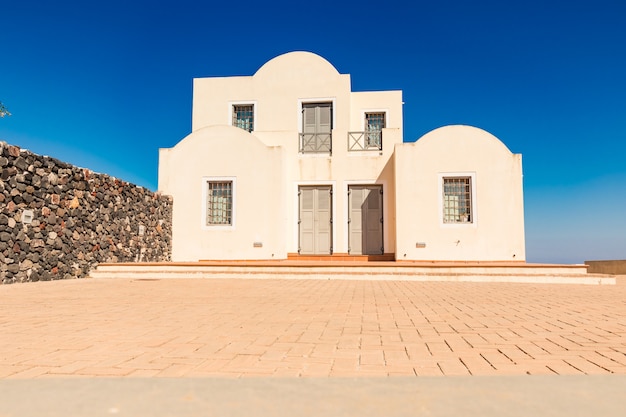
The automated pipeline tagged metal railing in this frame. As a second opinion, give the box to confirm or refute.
[348,131,382,151]
[300,133,332,154]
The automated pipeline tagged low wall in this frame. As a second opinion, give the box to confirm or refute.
[0,141,172,284]
[585,260,626,275]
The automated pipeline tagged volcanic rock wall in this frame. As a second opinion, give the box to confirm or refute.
[0,141,172,284]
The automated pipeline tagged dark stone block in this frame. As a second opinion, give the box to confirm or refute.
[1,167,17,180]
[26,252,40,263]
[14,156,28,170]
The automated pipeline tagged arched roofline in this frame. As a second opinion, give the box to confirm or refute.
[253,51,341,79]
[414,125,514,155]
[169,125,272,152]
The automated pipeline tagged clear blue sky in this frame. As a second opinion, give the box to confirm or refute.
[1,0,625,264]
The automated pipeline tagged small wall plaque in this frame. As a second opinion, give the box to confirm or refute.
[253,242,263,248]
[21,210,34,224]
[416,242,426,248]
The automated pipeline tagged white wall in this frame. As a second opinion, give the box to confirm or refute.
[176,52,404,258]
[159,126,285,261]
[394,125,526,261]
[160,53,526,262]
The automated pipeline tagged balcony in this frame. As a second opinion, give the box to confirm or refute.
[300,133,332,154]
[348,131,382,152]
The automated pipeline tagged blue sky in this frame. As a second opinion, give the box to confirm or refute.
[1,0,625,263]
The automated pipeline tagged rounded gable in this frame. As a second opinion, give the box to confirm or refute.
[413,125,514,156]
[170,125,270,156]
[254,51,340,80]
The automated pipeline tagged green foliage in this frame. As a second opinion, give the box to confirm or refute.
[0,101,11,118]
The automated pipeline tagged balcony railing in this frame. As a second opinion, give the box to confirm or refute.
[348,131,382,151]
[300,133,332,154]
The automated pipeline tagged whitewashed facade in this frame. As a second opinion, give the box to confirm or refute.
[158,52,525,262]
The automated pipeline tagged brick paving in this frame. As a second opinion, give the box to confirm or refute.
[0,277,625,378]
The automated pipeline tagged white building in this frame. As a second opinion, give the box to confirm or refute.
[158,52,525,262]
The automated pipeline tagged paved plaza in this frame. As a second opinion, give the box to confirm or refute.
[1,277,625,378]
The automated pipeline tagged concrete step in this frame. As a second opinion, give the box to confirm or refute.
[89,262,616,285]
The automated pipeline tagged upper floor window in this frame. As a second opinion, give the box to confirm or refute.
[365,112,385,149]
[348,111,386,152]
[232,104,254,132]
[442,176,472,224]
[300,102,332,154]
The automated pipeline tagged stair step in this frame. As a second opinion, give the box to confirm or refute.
[89,262,615,285]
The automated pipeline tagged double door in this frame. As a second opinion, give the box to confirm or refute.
[298,185,383,255]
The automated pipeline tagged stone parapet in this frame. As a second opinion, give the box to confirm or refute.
[0,141,172,283]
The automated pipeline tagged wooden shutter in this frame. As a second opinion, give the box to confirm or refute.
[315,187,332,254]
[349,188,364,254]
[364,187,383,254]
[299,188,315,254]
[317,103,331,134]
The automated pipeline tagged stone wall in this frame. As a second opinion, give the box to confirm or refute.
[585,260,626,275]
[0,141,172,284]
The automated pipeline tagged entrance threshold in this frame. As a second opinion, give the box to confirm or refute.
[287,253,395,262]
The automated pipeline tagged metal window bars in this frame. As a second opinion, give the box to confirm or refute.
[232,105,254,132]
[206,181,233,225]
[442,177,472,223]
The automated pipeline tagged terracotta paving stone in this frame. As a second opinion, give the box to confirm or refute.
[1,277,626,378]
[598,350,626,366]
[437,359,471,375]
[458,353,498,375]
[544,360,586,375]
[413,366,442,376]
[359,350,385,366]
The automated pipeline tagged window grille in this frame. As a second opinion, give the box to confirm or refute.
[443,177,472,223]
[365,112,385,148]
[206,181,233,225]
[233,105,254,132]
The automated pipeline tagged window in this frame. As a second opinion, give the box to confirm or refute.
[205,180,233,226]
[443,177,472,223]
[365,112,385,149]
[300,102,332,153]
[232,104,254,132]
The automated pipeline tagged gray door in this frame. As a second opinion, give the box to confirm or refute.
[348,185,383,255]
[299,186,333,254]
